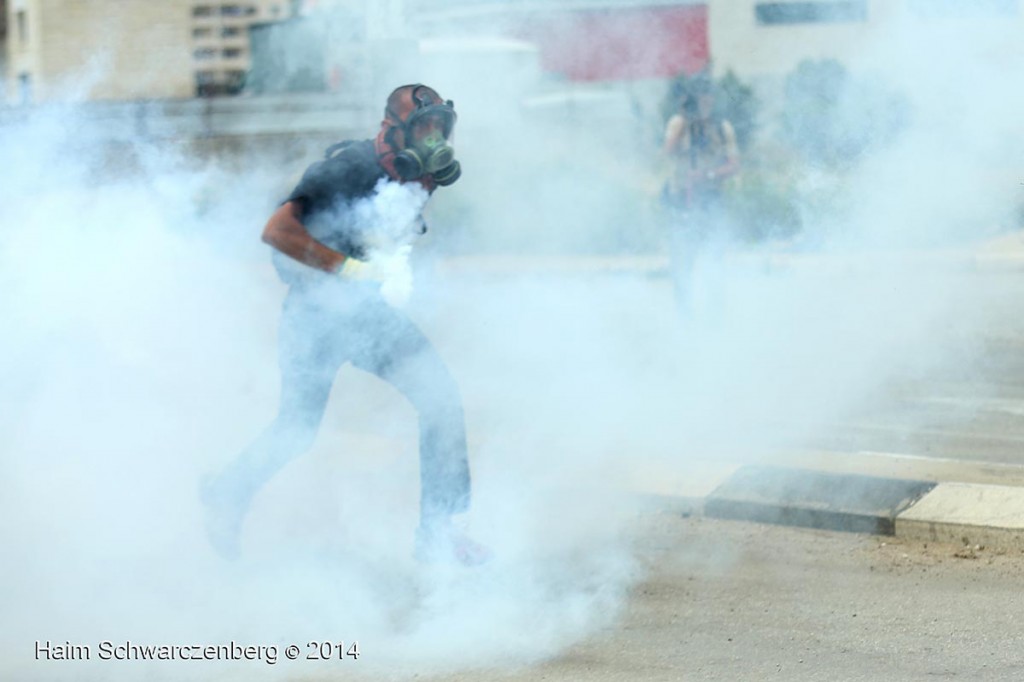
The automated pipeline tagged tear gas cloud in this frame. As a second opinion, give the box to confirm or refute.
[0,111,641,681]
[2,3,1022,681]
[411,3,1024,460]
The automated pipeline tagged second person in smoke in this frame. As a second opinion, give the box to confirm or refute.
[202,83,490,566]
[662,74,740,316]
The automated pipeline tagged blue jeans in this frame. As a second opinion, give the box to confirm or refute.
[221,280,470,522]
[664,193,728,317]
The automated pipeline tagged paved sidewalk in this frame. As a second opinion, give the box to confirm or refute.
[631,451,1024,551]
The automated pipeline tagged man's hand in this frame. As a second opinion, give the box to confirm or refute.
[338,256,382,281]
[337,247,413,307]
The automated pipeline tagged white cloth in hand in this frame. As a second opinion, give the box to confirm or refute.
[339,246,413,307]
[375,245,413,308]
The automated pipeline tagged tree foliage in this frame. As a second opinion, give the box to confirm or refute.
[781,59,911,166]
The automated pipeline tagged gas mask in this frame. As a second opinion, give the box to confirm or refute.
[393,130,461,186]
[386,86,462,186]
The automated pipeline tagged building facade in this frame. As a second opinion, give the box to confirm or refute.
[7,0,1022,105]
[709,0,1024,82]
[409,0,709,81]
[3,0,291,103]
[191,0,290,95]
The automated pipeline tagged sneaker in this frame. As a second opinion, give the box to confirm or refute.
[414,522,493,567]
[199,476,249,560]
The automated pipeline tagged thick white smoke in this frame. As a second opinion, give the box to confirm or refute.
[402,0,1024,571]
[0,85,640,682]
[4,3,1023,681]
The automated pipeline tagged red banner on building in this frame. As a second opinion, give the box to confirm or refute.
[520,4,709,81]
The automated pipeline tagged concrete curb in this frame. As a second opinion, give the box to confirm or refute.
[896,482,1024,549]
[635,463,1024,550]
[703,466,935,535]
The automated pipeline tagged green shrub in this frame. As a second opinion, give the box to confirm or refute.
[781,59,910,167]
[723,142,802,243]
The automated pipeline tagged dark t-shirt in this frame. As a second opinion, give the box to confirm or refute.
[273,139,388,285]
[288,139,387,258]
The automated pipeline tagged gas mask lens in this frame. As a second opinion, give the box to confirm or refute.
[394,108,460,183]
[417,132,455,173]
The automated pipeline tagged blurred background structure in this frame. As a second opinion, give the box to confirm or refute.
[0,0,1021,248]
[4,1,1023,102]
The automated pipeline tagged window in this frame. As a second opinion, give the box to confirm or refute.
[225,69,247,92]
[195,70,247,97]
[221,26,242,37]
[192,5,214,17]
[16,10,27,44]
[223,47,244,59]
[907,0,1017,18]
[194,47,217,60]
[220,4,254,16]
[196,70,217,97]
[193,27,213,38]
[755,1,867,25]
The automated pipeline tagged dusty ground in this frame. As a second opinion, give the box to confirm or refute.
[284,261,1024,682]
[322,511,1024,682]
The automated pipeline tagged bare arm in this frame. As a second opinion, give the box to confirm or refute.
[662,114,686,156]
[261,200,350,274]
[708,120,741,181]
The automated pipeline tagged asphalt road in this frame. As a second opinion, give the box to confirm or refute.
[342,513,1024,682]
[228,249,1024,682]
[326,257,1024,681]
[794,268,1024,465]
[14,250,1019,682]
[418,256,1024,471]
